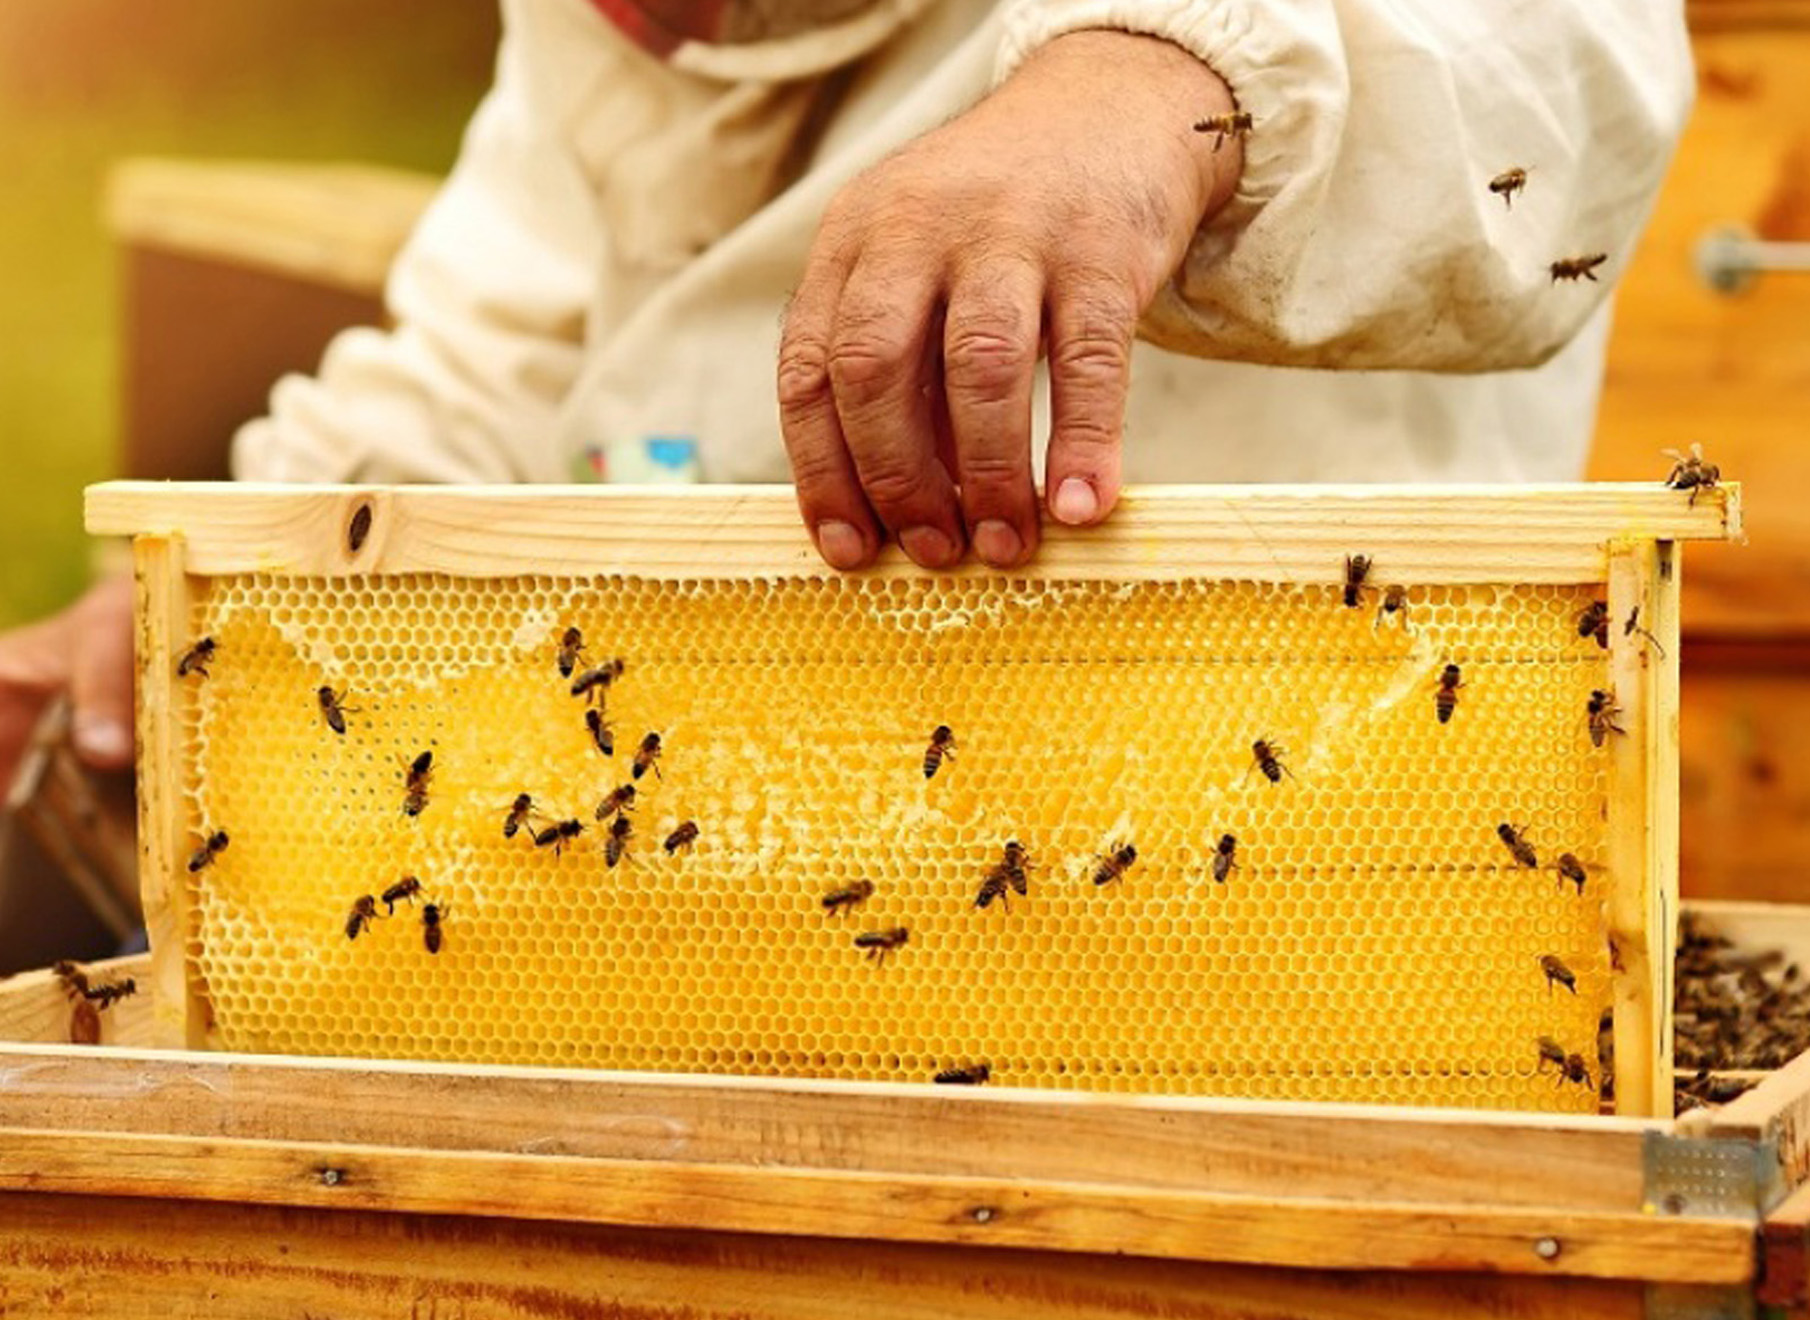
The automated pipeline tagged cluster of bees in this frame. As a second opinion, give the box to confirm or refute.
[1673,913,1810,1113]
[175,625,699,957]
[52,960,137,1045]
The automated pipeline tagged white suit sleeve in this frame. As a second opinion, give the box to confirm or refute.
[232,0,601,483]
[997,1,1693,372]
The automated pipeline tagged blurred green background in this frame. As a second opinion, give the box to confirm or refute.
[0,1,498,629]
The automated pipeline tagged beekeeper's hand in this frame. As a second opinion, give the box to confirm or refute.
[778,29,1241,571]
[0,576,135,798]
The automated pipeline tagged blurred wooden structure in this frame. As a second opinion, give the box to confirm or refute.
[1593,0,1810,901]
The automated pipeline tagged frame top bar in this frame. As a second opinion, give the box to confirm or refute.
[85,481,1742,583]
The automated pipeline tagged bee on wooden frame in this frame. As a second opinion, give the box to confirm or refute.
[83,978,137,1010]
[923,725,956,780]
[855,927,910,965]
[934,1063,991,1085]
[1549,253,1607,283]
[1342,554,1372,608]
[345,895,379,941]
[1435,664,1463,725]
[822,880,875,914]
[1192,110,1252,150]
[1623,606,1666,658]
[556,626,585,678]
[401,751,433,817]
[1587,689,1624,748]
[187,830,229,873]
[176,637,216,678]
[1488,166,1528,209]
[1663,443,1721,506]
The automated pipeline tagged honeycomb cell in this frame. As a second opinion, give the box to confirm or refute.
[179,574,1616,1111]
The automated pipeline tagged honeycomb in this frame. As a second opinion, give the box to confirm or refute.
[178,573,1615,1111]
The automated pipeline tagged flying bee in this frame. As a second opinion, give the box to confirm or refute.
[186,830,229,873]
[1489,166,1528,209]
[923,725,956,780]
[534,818,585,856]
[422,901,447,955]
[1375,584,1408,629]
[176,637,216,678]
[1211,833,1238,884]
[1586,689,1625,748]
[1092,843,1138,887]
[1556,853,1588,895]
[1539,954,1578,995]
[855,927,909,965]
[556,626,585,678]
[664,820,699,854]
[382,875,423,914]
[1663,442,1721,506]
[1578,600,1610,650]
[822,879,875,913]
[1550,253,1608,283]
[570,659,626,704]
[317,684,358,735]
[402,750,433,817]
[1558,1053,1593,1089]
[1343,553,1372,608]
[503,793,536,839]
[1250,738,1292,784]
[585,708,615,756]
[345,894,379,941]
[1623,605,1666,658]
[1192,109,1252,150]
[83,978,137,1010]
[1536,1036,1567,1073]
[606,813,633,868]
[934,1063,991,1085]
[1435,664,1463,725]
[632,732,663,780]
[1496,822,1537,870]
[595,784,637,821]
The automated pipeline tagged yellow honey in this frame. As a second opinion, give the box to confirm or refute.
[181,573,1611,1111]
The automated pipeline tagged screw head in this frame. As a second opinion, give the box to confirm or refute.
[319,1168,344,1187]
[971,1206,995,1224]
[1533,1236,1561,1261]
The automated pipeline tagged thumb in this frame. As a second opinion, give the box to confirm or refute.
[68,576,136,770]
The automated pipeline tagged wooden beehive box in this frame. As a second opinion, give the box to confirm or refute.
[83,481,1740,1119]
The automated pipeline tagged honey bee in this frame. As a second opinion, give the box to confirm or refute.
[1536,1036,1567,1073]
[585,708,615,756]
[934,1063,991,1085]
[557,626,585,678]
[382,875,423,914]
[422,901,448,955]
[1558,1053,1594,1089]
[1663,442,1721,506]
[534,818,585,856]
[1556,853,1588,895]
[1550,253,1608,283]
[1435,664,1463,725]
[1489,166,1528,209]
[975,840,1030,910]
[855,927,910,964]
[503,793,536,839]
[1374,584,1408,629]
[1091,843,1138,887]
[821,879,875,913]
[1578,600,1610,650]
[176,637,216,678]
[606,813,633,868]
[402,750,433,817]
[1211,833,1238,884]
[664,820,699,854]
[923,725,956,780]
[1192,109,1252,150]
[345,895,379,941]
[53,960,89,999]
[595,784,637,821]
[1250,738,1292,784]
[1343,554,1372,608]
[1539,953,1578,995]
[1586,689,1624,748]
[186,829,230,873]
[1496,823,1537,870]
[632,732,663,781]
[83,978,137,1010]
[317,684,358,735]
[570,659,626,704]
[1623,606,1666,658]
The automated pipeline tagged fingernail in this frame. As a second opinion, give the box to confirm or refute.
[974,520,1024,568]
[1053,478,1100,525]
[815,520,866,570]
[74,716,131,764]
[899,526,957,567]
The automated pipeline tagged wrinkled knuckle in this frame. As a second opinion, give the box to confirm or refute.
[1054,411,1121,457]
[944,325,1034,403]
[859,457,935,511]
[959,449,1030,493]
[785,446,848,497]
[1054,314,1133,383]
[775,338,833,413]
[827,331,912,407]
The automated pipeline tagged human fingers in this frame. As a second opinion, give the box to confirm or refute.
[68,575,136,771]
[1043,267,1137,527]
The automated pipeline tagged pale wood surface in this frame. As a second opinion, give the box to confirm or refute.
[0,1044,1655,1211]
[0,1191,1648,1320]
[0,956,153,1046]
[0,1125,1751,1283]
[1699,1045,1810,1187]
[1605,541,1681,1117]
[104,158,438,295]
[132,538,207,1051]
[84,483,1742,583]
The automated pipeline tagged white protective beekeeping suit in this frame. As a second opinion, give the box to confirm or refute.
[232,0,1694,488]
